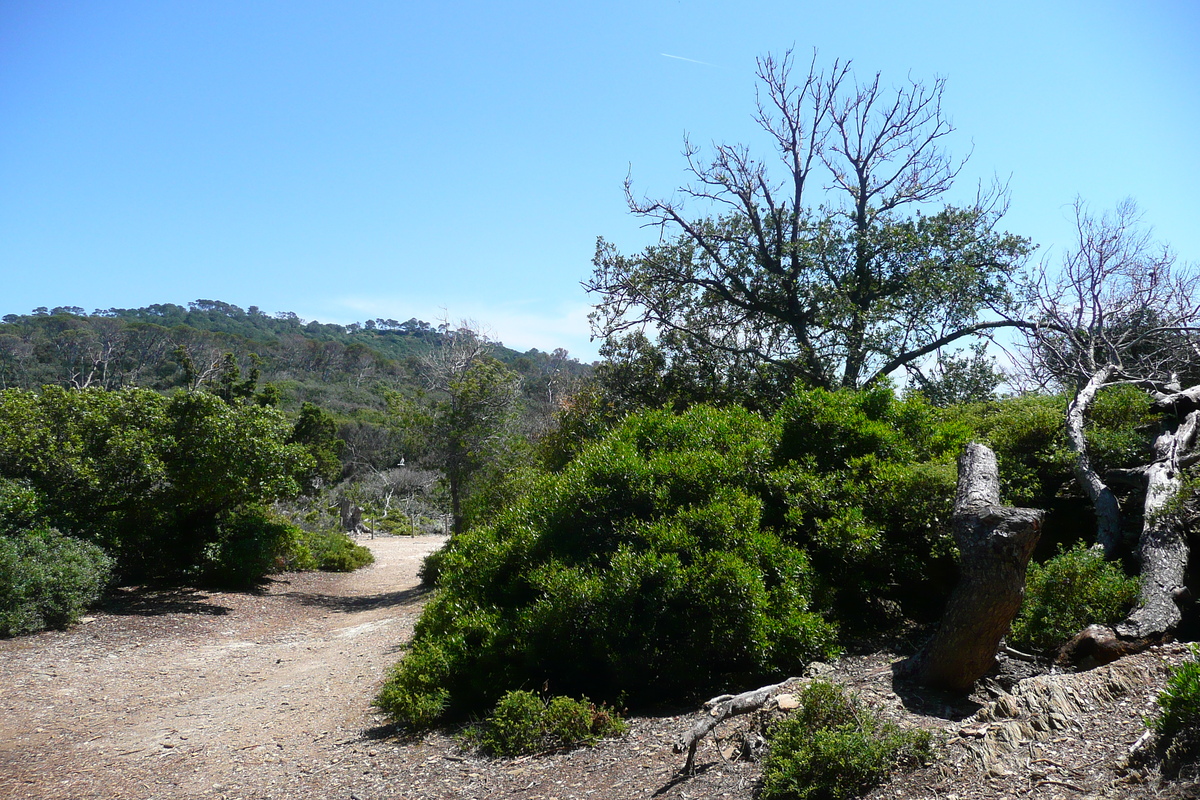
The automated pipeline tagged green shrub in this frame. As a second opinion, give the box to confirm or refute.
[465,690,627,757]
[1085,384,1156,473]
[376,643,452,728]
[1009,543,1139,652]
[0,478,42,534]
[760,681,932,800]
[1150,645,1200,767]
[377,404,840,726]
[302,528,375,572]
[201,509,299,586]
[418,544,446,586]
[0,387,313,583]
[201,509,374,586]
[946,394,1073,507]
[0,527,113,637]
[774,386,965,618]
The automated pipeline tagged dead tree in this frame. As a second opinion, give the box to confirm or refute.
[1020,198,1200,556]
[1059,389,1200,665]
[897,443,1043,691]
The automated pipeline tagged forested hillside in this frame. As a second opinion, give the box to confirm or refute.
[0,299,592,637]
[0,300,590,406]
[0,300,591,477]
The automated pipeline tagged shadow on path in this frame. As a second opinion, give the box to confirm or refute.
[653,762,718,796]
[281,586,430,613]
[101,587,230,617]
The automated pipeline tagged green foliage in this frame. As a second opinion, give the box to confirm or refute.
[948,386,1152,509]
[1150,645,1200,767]
[197,507,374,586]
[0,386,312,583]
[299,528,375,572]
[760,681,933,800]
[381,385,991,728]
[200,508,295,586]
[0,478,42,534]
[376,643,453,728]
[288,402,345,490]
[909,343,1004,407]
[1084,384,1155,473]
[418,545,447,587]
[774,386,965,617]
[1008,543,1139,652]
[464,690,628,757]
[392,331,524,533]
[377,403,841,726]
[946,394,1074,506]
[0,525,113,637]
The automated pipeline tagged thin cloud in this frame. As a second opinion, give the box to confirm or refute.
[660,53,717,67]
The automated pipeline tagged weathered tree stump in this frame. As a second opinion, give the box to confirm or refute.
[897,443,1044,692]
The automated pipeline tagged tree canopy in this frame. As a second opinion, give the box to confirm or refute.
[586,51,1031,394]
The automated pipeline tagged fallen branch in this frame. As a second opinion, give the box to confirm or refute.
[673,677,799,775]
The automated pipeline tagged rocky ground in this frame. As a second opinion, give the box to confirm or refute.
[1,533,1197,799]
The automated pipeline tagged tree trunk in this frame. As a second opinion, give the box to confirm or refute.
[1059,405,1198,666]
[897,443,1044,692]
[1118,411,1196,640]
[449,469,463,535]
[1067,366,1124,555]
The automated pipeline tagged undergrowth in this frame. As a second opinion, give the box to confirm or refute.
[760,680,932,800]
[1150,645,1200,771]
[1008,542,1138,653]
[460,690,627,757]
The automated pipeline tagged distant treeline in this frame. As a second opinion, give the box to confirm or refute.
[0,300,591,403]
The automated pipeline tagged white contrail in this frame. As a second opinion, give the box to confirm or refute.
[660,53,717,67]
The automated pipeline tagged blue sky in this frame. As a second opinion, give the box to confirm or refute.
[2,1,1197,360]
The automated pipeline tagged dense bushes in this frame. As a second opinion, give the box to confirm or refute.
[773,386,965,617]
[284,523,376,573]
[0,386,313,583]
[1008,543,1139,653]
[760,681,933,800]
[379,404,841,725]
[379,387,979,727]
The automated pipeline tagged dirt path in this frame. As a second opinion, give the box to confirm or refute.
[0,535,445,800]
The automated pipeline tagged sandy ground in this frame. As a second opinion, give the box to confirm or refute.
[0,534,443,800]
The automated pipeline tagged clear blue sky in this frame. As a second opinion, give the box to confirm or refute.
[2,1,1197,360]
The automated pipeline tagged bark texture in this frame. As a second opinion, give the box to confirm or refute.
[1067,366,1124,555]
[898,443,1044,692]
[1060,400,1199,666]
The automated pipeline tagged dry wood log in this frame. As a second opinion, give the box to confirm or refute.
[673,677,799,774]
[897,443,1043,691]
